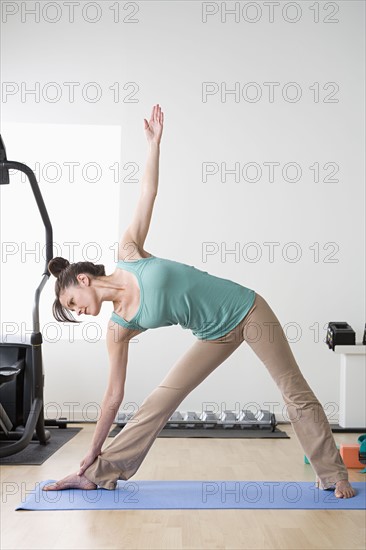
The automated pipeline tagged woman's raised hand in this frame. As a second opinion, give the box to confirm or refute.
[144,104,164,145]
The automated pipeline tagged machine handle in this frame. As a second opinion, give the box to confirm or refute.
[0,159,53,274]
[0,135,54,334]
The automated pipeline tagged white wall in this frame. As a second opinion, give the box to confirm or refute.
[0,1,364,423]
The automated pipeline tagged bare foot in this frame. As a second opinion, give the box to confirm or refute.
[315,476,356,498]
[334,480,356,499]
[43,472,97,491]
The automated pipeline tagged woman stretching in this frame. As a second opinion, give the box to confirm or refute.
[44,104,355,498]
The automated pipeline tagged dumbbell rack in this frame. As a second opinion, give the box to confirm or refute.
[116,409,277,431]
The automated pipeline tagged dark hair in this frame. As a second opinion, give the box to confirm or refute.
[48,257,106,323]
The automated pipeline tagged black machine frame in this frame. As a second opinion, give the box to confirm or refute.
[0,134,54,458]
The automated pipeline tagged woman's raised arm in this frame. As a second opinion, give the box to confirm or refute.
[119,104,164,257]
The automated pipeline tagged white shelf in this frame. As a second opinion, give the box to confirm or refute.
[332,345,366,428]
[334,344,366,355]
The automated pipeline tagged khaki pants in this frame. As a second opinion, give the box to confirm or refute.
[85,292,348,490]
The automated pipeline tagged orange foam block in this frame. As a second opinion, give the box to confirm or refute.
[340,444,364,468]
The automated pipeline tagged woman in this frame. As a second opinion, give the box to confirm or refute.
[43,104,355,498]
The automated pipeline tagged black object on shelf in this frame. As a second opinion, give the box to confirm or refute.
[326,322,356,351]
[363,323,366,345]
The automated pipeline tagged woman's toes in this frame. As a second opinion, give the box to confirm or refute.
[335,480,356,498]
[43,483,58,491]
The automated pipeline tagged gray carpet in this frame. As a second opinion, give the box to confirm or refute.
[109,425,289,439]
[0,427,82,465]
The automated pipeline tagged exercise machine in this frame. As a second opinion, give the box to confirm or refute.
[0,134,54,458]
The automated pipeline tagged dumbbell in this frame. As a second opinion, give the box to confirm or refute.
[199,410,217,429]
[166,411,184,428]
[183,411,200,428]
[218,410,237,429]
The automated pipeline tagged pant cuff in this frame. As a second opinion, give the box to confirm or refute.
[83,457,120,490]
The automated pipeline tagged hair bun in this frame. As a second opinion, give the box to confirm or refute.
[48,257,70,278]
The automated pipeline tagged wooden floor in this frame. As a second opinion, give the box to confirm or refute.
[1,423,365,550]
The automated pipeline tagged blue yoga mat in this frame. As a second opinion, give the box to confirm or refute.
[16,480,365,511]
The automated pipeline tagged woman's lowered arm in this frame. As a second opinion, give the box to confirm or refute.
[77,324,142,477]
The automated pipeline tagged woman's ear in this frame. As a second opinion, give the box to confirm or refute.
[77,273,90,287]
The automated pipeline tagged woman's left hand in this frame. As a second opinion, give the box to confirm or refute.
[77,448,100,476]
[144,104,164,145]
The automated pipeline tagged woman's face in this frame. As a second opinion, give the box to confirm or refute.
[60,274,101,317]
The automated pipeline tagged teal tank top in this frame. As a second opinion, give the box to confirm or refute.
[111,256,256,340]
